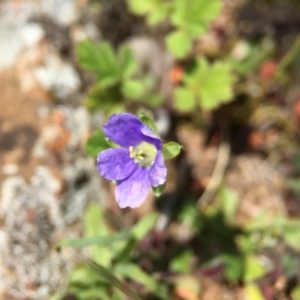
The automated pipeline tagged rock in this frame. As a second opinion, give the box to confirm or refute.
[34,51,80,100]
[0,0,83,72]
[0,161,104,299]
[1,164,19,176]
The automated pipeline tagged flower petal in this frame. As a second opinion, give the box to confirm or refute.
[149,151,167,187]
[103,113,144,147]
[97,148,136,180]
[141,125,162,150]
[103,113,162,150]
[115,167,151,208]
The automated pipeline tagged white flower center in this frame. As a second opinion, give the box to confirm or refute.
[129,141,157,167]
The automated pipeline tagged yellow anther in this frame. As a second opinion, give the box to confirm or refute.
[128,142,157,167]
[129,146,135,158]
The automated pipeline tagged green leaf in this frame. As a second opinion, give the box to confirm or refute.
[172,0,221,38]
[283,227,300,251]
[69,265,110,285]
[85,129,110,158]
[244,284,265,300]
[166,30,192,58]
[244,255,266,283]
[147,3,170,25]
[162,141,182,159]
[218,186,239,223]
[83,203,113,266]
[291,285,300,300]
[139,113,159,135]
[76,41,120,81]
[126,0,153,15]
[178,202,201,230]
[119,46,138,79]
[113,238,137,263]
[236,235,257,254]
[76,40,102,73]
[223,254,244,283]
[75,287,111,300]
[170,250,193,273]
[131,213,158,240]
[282,253,299,278]
[58,231,131,248]
[127,0,171,25]
[174,87,196,111]
[99,76,120,88]
[121,79,144,99]
[152,183,166,198]
[184,58,234,110]
[115,263,167,296]
[145,93,164,107]
[85,83,121,112]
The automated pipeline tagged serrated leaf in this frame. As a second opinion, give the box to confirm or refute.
[166,30,192,58]
[76,40,102,73]
[199,59,234,109]
[77,41,120,80]
[184,58,234,110]
[139,113,159,135]
[127,0,171,26]
[119,46,138,79]
[147,4,170,25]
[162,141,182,159]
[172,0,221,38]
[131,213,158,240]
[174,87,196,111]
[126,0,154,15]
[121,79,144,99]
[97,42,120,74]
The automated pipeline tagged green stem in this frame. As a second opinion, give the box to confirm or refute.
[276,35,300,78]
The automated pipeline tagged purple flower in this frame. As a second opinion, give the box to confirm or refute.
[97,113,167,208]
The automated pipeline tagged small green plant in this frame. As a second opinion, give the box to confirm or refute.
[174,58,235,111]
[77,41,162,114]
[126,0,222,58]
[57,203,168,299]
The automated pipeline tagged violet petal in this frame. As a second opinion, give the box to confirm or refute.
[149,151,167,187]
[103,113,144,147]
[140,125,162,150]
[97,148,136,181]
[115,167,151,208]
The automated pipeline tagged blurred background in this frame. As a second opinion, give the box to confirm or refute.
[1,0,300,299]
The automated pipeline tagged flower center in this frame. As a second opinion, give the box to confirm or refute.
[129,141,157,167]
